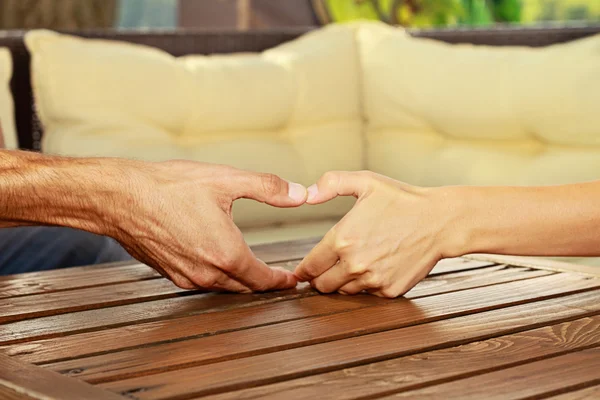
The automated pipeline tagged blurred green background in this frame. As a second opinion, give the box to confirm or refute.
[316,0,600,27]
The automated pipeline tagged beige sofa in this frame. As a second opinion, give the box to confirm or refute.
[3,23,600,266]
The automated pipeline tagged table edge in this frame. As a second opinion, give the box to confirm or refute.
[0,353,127,400]
[465,254,600,277]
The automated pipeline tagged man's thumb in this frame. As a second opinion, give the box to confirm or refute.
[233,172,307,207]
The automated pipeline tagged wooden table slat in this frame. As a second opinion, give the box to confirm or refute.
[98,287,600,399]
[0,266,552,363]
[546,383,600,400]
[0,263,159,300]
[1,293,387,364]
[3,266,547,365]
[0,238,317,300]
[56,273,598,384]
[1,238,598,400]
[0,385,37,400]
[0,353,126,400]
[0,258,495,324]
[202,315,600,400]
[385,347,600,400]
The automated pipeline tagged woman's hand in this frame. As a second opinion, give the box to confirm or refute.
[294,171,461,298]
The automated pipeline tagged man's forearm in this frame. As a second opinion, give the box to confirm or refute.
[442,182,600,257]
[0,150,132,235]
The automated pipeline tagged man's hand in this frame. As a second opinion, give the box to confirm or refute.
[111,160,307,292]
[294,171,458,298]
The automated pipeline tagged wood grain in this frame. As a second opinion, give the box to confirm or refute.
[0,259,498,345]
[0,353,125,400]
[547,384,600,399]
[0,262,158,299]
[100,288,600,399]
[2,294,387,364]
[2,266,543,365]
[203,316,600,400]
[0,385,36,400]
[0,279,192,323]
[466,254,600,277]
[0,237,316,300]
[57,273,597,384]
[386,347,600,399]
[0,285,315,345]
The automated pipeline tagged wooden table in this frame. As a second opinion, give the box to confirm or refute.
[2,238,600,400]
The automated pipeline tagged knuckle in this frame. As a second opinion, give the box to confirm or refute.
[380,286,404,299]
[214,250,244,272]
[347,261,368,276]
[320,171,340,188]
[312,279,331,294]
[259,173,283,197]
[298,263,319,280]
[334,236,354,253]
[171,275,196,290]
[192,272,219,289]
[249,280,270,292]
[362,273,383,288]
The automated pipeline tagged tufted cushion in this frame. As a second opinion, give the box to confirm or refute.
[0,48,18,149]
[358,22,600,187]
[25,26,362,228]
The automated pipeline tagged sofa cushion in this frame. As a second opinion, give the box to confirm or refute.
[0,48,18,149]
[25,26,361,228]
[358,22,600,186]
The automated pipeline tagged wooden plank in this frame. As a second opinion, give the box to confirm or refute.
[0,263,159,299]
[0,238,315,299]
[99,288,600,399]
[385,347,600,399]
[466,254,600,277]
[0,285,315,345]
[427,257,496,275]
[0,259,497,345]
[2,294,387,364]
[547,384,600,399]
[0,353,125,400]
[0,279,190,323]
[203,315,600,400]
[0,385,37,400]
[2,265,545,364]
[52,273,596,384]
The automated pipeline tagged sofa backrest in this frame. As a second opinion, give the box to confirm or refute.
[359,22,600,187]
[2,24,600,150]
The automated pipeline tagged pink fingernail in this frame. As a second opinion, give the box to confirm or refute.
[307,184,318,202]
[287,182,307,202]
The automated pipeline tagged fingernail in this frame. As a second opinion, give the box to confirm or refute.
[287,182,307,202]
[307,184,318,202]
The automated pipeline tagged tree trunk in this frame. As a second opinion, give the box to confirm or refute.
[0,0,117,30]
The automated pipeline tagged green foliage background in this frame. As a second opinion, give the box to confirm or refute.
[320,0,600,27]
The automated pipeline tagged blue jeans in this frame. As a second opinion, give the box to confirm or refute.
[0,227,132,275]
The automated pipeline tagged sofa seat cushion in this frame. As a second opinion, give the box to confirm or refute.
[0,48,18,149]
[358,22,600,186]
[25,26,362,228]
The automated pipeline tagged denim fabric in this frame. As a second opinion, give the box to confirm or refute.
[0,226,131,275]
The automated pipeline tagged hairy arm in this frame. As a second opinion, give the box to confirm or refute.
[0,150,306,292]
[0,150,130,233]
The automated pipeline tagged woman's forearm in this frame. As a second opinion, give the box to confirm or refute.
[445,182,600,257]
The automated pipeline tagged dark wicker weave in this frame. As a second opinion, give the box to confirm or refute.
[1,24,599,150]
